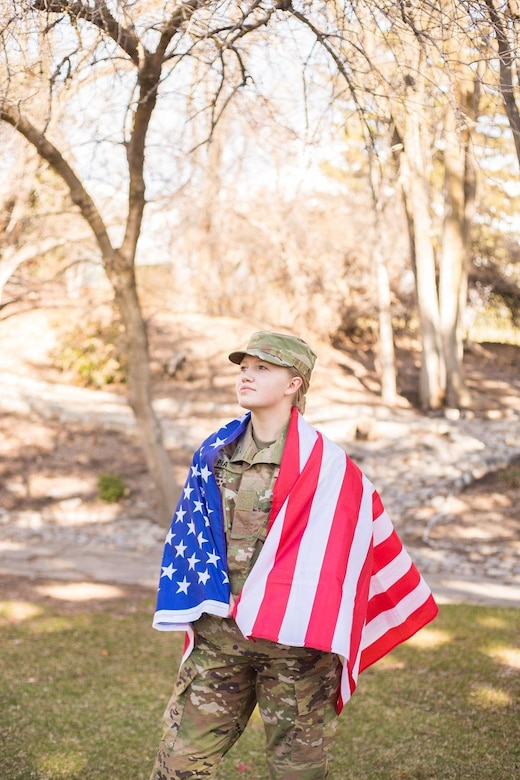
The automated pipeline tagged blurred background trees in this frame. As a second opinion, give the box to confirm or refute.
[0,0,519,518]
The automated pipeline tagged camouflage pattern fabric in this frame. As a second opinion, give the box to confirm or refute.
[150,421,341,780]
[149,618,341,780]
[215,420,286,594]
[228,331,317,389]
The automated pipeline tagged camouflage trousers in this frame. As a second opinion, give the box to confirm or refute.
[150,615,341,780]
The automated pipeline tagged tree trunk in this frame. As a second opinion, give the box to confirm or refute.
[375,246,397,405]
[108,257,177,523]
[400,102,444,410]
[439,98,470,409]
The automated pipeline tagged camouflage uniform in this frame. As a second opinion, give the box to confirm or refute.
[150,421,341,780]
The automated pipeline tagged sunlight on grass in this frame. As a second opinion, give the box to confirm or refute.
[477,615,509,630]
[404,626,453,649]
[469,684,512,709]
[469,320,520,346]
[36,581,125,601]
[0,599,43,624]
[37,751,87,776]
[24,615,76,634]
[488,645,520,670]
[373,655,405,670]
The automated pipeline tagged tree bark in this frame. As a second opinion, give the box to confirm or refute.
[108,257,177,521]
[375,246,397,404]
[439,71,480,409]
[439,98,469,408]
[400,90,445,410]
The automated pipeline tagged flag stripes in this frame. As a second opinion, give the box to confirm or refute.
[152,407,438,714]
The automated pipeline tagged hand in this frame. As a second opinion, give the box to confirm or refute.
[227,593,236,617]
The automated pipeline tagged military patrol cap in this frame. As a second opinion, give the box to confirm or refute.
[229,331,317,387]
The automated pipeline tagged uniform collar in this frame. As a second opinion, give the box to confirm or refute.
[230,419,288,466]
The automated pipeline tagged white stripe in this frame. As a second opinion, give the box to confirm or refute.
[276,437,347,646]
[152,598,230,630]
[297,413,318,469]
[339,662,354,708]
[372,509,393,545]
[331,472,374,657]
[368,546,413,597]
[235,414,316,639]
[360,577,433,650]
[234,498,289,638]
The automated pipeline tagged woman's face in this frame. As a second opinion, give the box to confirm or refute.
[235,356,301,412]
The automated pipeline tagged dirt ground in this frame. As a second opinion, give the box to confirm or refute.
[1,304,520,612]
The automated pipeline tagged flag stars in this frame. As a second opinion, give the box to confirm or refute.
[165,528,175,545]
[191,464,201,478]
[174,540,188,558]
[187,552,200,570]
[206,549,221,567]
[200,464,211,482]
[160,563,177,580]
[210,436,226,449]
[193,500,204,514]
[197,531,208,546]
[176,577,190,595]
[184,485,194,499]
[187,519,196,536]
[198,570,210,585]
[175,507,187,523]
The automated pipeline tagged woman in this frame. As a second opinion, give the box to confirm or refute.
[150,331,437,780]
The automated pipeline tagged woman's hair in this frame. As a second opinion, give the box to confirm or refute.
[288,367,308,413]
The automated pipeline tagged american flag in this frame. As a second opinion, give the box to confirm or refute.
[152,415,247,631]
[152,408,438,713]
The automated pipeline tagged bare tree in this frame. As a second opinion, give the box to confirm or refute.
[286,1,501,410]
[0,0,294,522]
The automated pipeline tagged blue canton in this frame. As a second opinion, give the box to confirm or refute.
[154,414,250,623]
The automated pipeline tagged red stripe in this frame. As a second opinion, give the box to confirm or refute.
[269,407,301,529]
[366,562,421,621]
[372,490,385,520]
[359,593,439,672]
[250,435,324,639]
[371,528,404,572]
[347,537,374,670]
[304,457,365,650]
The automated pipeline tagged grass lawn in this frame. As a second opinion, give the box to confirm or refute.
[1,585,519,780]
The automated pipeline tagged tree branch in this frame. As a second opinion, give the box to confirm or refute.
[0,102,115,261]
[32,0,141,64]
[483,0,520,164]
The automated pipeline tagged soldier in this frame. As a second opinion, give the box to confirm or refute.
[149,332,437,780]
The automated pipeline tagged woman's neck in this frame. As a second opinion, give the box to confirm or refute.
[250,407,292,444]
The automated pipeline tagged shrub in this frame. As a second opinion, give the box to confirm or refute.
[53,318,128,387]
[97,472,126,503]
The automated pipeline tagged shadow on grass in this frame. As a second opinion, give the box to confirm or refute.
[1,592,519,780]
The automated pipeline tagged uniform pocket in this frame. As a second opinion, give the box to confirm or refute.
[229,507,268,540]
[174,658,198,697]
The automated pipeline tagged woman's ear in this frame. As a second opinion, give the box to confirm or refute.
[285,375,303,396]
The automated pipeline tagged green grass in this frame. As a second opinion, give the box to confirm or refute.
[1,595,519,780]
